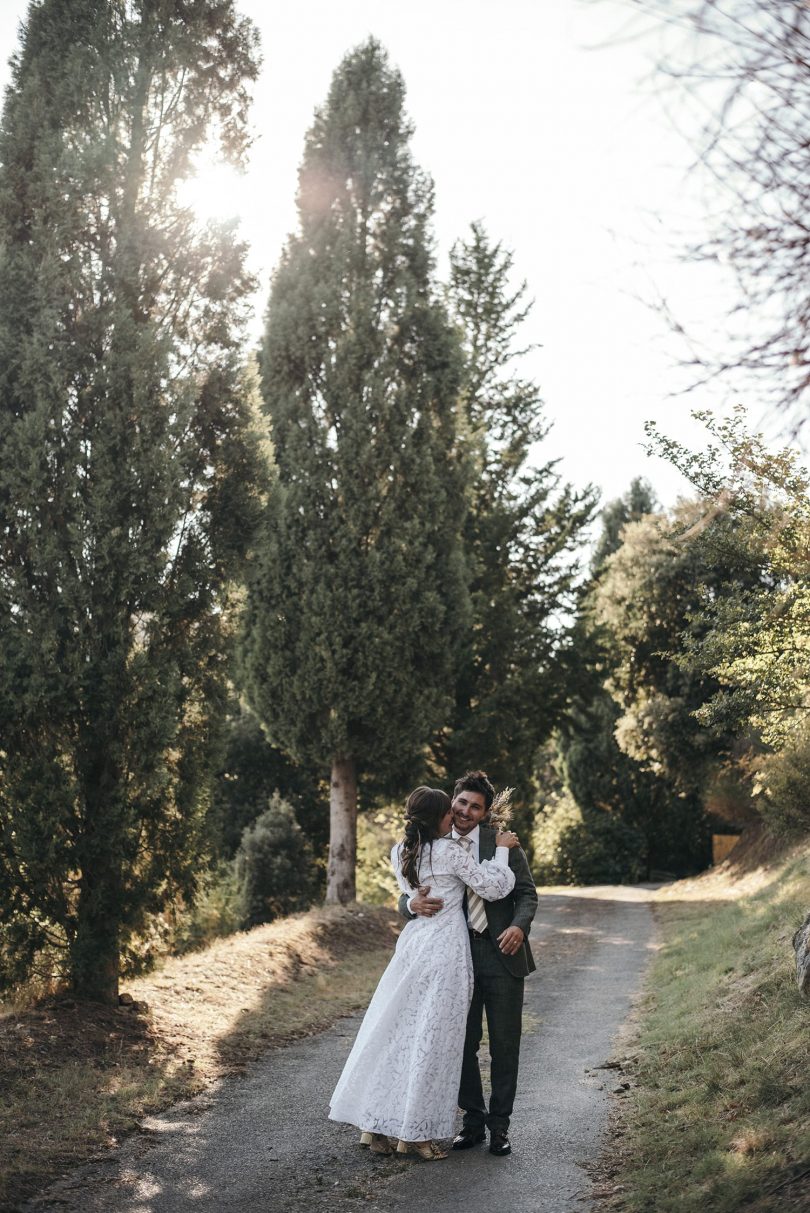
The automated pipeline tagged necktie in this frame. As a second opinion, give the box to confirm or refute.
[459,836,489,934]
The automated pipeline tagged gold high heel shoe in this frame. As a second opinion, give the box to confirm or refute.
[395,1139,448,1160]
[359,1131,393,1154]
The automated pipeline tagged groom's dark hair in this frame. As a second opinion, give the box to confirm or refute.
[452,770,495,816]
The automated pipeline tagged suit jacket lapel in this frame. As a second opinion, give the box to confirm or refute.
[478,825,497,862]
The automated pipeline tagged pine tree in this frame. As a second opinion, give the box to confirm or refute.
[235,794,319,926]
[435,223,596,803]
[239,40,468,904]
[0,0,263,1002]
[590,477,657,575]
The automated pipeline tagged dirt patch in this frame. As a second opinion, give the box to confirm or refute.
[0,996,156,1076]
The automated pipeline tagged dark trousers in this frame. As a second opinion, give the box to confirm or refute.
[459,932,524,1134]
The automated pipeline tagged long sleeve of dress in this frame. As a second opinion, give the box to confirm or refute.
[445,841,516,901]
[390,843,417,898]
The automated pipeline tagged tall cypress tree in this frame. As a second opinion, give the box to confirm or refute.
[0,0,263,1002]
[435,223,596,801]
[239,40,467,903]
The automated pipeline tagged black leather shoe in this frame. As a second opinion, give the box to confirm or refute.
[489,1130,511,1156]
[451,1128,486,1150]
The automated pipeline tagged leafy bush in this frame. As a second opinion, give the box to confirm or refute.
[356,807,402,905]
[0,914,65,998]
[533,792,646,885]
[169,862,245,956]
[235,794,319,926]
[756,726,810,837]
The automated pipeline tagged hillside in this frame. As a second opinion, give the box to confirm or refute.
[592,831,810,1212]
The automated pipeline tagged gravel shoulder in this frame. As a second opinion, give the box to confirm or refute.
[22,887,659,1213]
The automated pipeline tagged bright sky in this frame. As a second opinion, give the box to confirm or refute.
[0,0,743,511]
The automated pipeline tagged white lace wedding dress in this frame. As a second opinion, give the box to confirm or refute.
[328,836,515,1141]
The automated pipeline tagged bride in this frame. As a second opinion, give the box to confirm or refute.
[328,785,518,1160]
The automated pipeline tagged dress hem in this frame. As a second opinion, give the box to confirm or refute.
[328,1110,459,1141]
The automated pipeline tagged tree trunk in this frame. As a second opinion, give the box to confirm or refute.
[326,756,357,903]
[70,734,124,1005]
[70,870,121,1004]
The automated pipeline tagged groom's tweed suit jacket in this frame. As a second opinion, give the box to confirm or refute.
[398,824,538,979]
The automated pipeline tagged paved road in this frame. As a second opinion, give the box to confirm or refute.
[23,887,658,1213]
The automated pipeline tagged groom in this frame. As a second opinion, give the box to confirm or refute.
[398,770,538,1157]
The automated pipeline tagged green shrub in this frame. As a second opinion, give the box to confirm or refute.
[0,914,66,998]
[170,861,245,955]
[356,807,402,905]
[235,794,319,925]
[533,792,646,885]
[756,725,810,837]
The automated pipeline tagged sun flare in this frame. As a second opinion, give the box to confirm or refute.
[176,154,245,224]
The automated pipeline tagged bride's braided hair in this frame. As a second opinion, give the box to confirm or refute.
[399,786,451,889]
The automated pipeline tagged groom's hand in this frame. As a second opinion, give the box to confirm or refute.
[497,925,525,955]
[410,885,444,917]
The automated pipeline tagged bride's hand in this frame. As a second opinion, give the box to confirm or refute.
[495,829,519,849]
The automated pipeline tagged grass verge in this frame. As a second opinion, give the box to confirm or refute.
[0,904,399,1212]
[593,840,810,1213]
